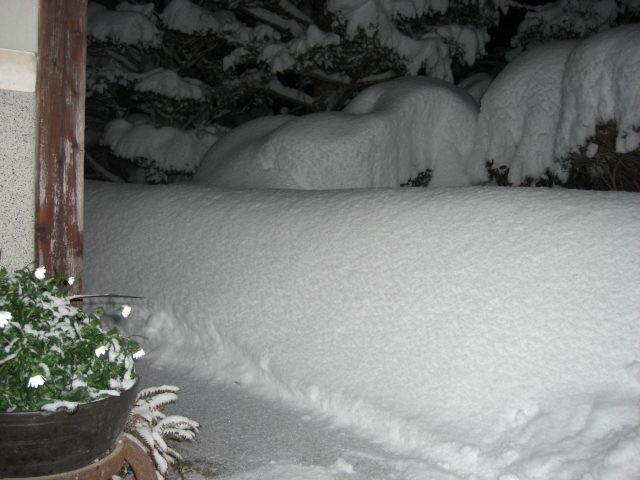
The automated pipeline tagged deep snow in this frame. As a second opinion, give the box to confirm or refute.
[85,183,640,480]
[83,5,640,478]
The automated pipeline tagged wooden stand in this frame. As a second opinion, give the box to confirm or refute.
[7,435,156,480]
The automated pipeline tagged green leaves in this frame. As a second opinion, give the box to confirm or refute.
[0,267,142,412]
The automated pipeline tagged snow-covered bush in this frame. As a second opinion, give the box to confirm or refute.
[509,0,640,56]
[469,40,578,186]
[85,0,500,183]
[123,385,200,479]
[554,23,640,191]
[193,76,481,189]
[470,24,640,190]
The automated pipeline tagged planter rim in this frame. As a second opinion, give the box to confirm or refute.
[0,376,140,416]
[0,375,140,477]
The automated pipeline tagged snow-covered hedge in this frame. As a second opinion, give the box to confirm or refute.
[509,0,640,55]
[85,0,500,183]
[191,24,640,190]
[193,76,482,189]
[473,24,640,188]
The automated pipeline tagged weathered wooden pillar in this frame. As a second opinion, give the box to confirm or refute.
[35,0,87,290]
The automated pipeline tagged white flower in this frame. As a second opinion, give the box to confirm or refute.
[27,375,46,388]
[94,345,107,357]
[122,305,132,318]
[35,266,46,280]
[132,349,145,359]
[68,277,75,285]
[0,311,11,328]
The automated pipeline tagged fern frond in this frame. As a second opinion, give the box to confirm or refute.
[156,415,201,431]
[151,429,169,452]
[131,423,156,453]
[152,448,169,475]
[164,446,184,462]
[128,410,155,425]
[136,385,180,401]
[142,392,179,412]
[132,403,166,423]
[122,384,199,480]
[159,428,197,442]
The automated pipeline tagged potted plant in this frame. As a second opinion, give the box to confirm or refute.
[0,265,145,477]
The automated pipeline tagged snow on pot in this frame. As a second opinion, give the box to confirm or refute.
[0,377,139,477]
[0,266,145,477]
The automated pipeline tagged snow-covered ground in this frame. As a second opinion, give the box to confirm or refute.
[85,183,640,480]
[83,6,640,478]
[134,361,408,480]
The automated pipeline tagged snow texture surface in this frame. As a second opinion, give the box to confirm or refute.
[85,181,640,480]
[194,77,479,189]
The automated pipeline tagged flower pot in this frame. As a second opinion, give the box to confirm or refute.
[0,377,140,478]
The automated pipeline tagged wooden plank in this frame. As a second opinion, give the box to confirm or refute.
[35,0,87,291]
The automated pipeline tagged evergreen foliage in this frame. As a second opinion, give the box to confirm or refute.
[85,0,497,183]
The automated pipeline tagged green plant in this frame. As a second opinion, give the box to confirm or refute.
[0,266,144,412]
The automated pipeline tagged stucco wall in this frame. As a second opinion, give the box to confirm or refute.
[0,0,38,271]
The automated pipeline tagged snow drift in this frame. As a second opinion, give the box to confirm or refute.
[84,181,640,480]
[194,77,480,189]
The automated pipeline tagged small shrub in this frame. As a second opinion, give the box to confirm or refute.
[400,170,432,187]
[560,120,640,192]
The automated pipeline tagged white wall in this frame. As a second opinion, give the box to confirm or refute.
[0,0,39,271]
[0,0,39,53]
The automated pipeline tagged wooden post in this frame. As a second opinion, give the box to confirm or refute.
[35,0,87,291]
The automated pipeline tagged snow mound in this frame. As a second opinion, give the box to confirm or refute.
[194,77,480,189]
[471,24,640,186]
[555,23,640,159]
[85,181,640,480]
[456,72,493,103]
[469,40,578,185]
